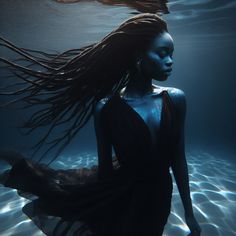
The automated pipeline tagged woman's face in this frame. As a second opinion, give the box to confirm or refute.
[139,31,174,81]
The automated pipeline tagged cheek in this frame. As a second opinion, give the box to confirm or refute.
[141,55,163,75]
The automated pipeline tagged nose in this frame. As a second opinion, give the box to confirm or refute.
[165,56,173,67]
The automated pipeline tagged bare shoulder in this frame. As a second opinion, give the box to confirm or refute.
[94,97,111,119]
[152,84,184,98]
[165,87,185,101]
[161,86,186,117]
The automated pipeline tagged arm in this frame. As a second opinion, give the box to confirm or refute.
[169,89,201,235]
[94,99,113,181]
[170,89,193,216]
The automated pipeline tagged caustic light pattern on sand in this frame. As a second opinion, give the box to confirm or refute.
[0,151,235,236]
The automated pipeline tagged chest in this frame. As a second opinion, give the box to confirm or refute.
[122,97,163,145]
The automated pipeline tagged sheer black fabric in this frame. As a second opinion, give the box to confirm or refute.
[0,90,177,236]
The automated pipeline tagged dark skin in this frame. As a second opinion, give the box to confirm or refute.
[94,32,201,236]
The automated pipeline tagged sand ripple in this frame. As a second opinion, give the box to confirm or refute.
[0,150,235,236]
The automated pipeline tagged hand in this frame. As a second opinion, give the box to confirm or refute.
[185,214,201,236]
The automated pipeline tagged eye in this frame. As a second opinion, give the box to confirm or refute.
[157,50,168,58]
[156,49,174,59]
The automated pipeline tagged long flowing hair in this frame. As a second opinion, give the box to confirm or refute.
[0,13,167,163]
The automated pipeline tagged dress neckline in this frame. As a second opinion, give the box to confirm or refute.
[115,90,166,149]
[119,86,164,101]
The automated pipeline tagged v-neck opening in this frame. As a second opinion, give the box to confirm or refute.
[117,90,166,147]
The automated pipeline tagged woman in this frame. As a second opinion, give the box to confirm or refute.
[0,13,201,236]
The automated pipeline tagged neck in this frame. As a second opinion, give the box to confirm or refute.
[122,67,153,99]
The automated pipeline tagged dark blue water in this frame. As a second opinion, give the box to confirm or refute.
[0,0,236,235]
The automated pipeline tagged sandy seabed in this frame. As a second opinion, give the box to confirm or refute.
[0,150,235,236]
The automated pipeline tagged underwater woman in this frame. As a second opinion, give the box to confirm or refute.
[0,13,201,236]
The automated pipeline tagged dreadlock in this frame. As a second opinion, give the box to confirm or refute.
[0,13,168,164]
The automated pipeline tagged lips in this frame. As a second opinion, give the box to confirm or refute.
[164,68,172,73]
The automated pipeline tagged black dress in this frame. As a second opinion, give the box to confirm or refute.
[0,89,177,236]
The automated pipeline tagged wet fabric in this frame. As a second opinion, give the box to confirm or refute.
[1,90,177,236]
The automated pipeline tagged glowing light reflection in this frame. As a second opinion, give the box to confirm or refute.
[0,150,236,236]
